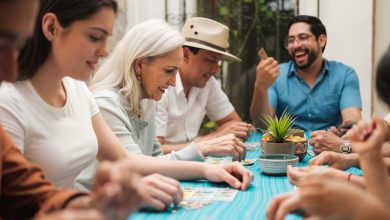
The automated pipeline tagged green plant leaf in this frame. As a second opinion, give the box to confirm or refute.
[218,7,229,16]
[260,109,296,143]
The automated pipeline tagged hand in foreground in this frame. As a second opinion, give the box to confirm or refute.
[91,161,143,219]
[255,57,279,89]
[346,116,386,155]
[38,209,104,220]
[215,121,252,140]
[203,162,254,190]
[138,173,183,211]
[309,151,359,170]
[286,165,348,187]
[198,133,246,161]
[310,130,344,154]
[328,119,356,137]
[266,178,389,220]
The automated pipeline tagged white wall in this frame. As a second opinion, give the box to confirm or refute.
[126,0,165,30]
[126,0,196,31]
[300,0,373,120]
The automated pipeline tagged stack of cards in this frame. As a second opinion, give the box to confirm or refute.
[178,187,238,210]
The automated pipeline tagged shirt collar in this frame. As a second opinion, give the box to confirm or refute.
[175,72,184,94]
[288,59,330,77]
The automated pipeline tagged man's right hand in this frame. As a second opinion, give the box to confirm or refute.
[197,134,246,161]
[215,121,251,140]
[255,57,279,89]
[309,151,359,170]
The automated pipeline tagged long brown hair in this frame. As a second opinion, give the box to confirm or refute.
[18,0,117,80]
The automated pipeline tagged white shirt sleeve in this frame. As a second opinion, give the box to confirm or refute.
[155,91,170,137]
[205,77,235,121]
[79,82,99,117]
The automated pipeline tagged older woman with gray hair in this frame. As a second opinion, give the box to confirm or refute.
[76,20,252,193]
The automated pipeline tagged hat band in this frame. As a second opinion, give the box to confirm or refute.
[185,38,226,52]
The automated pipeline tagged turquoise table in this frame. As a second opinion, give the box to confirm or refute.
[129,132,362,220]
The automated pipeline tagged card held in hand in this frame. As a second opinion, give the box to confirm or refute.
[258,47,268,60]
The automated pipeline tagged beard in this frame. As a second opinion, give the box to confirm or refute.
[291,47,319,69]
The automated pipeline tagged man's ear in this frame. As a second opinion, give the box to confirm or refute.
[318,34,327,49]
[182,47,191,63]
[42,13,59,41]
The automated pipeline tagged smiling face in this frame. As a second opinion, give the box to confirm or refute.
[0,0,39,82]
[49,7,115,81]
[138,47,183,101]
[182,48,222,88]
[287,22,326,70]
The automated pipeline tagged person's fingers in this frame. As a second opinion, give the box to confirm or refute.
[222,170,242,189]
[236,164,253,190]
[233,131,249,139]
[274,192,301,220]
[234,144,245,161]
[309,152,330,166]
[231,147,240,161]
[227,162,253,190]
[287,165,306,186]
[141,194,166,211]
[151,174,183,205]
[310,130,325,138]
[146,186,174,210]
[266,192,294,220]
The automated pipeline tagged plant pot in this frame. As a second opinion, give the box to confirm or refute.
[286,136,308,162]
[261,141,296,155]
[293,139,308,162]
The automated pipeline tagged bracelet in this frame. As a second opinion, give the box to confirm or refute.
[347,173,353,182]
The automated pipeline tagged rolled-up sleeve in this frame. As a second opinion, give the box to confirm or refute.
[340,68,362,110]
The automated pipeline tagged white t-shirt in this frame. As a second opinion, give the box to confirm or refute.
[155,74,234,144]
[0,77,99,189]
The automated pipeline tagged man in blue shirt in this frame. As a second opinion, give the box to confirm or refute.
[250,15,362,131]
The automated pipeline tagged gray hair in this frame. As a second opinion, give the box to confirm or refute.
[89,19,184,117]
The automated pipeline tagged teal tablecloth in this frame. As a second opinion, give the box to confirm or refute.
[129,132,362,220]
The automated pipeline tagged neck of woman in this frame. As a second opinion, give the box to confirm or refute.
[29,57,67,108]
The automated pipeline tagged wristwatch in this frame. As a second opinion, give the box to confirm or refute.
[340,140,352,154]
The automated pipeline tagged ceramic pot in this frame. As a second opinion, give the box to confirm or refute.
[261,141,296,155]
[293,139,308,162]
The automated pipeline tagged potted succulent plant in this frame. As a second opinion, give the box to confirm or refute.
[260,111,297,155]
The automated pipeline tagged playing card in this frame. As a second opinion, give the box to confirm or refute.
[258,47,268,60]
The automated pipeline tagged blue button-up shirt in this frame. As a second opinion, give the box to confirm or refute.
[268,59,362,131]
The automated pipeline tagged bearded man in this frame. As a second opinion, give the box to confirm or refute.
[250,15,362,131]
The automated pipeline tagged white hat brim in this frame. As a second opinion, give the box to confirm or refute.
[183,41,241,62]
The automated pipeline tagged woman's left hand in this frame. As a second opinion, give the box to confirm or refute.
[203,162,254,190]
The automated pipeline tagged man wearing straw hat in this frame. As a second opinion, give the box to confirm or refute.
[156,17,251,153]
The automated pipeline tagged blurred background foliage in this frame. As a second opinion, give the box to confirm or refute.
[197,0,296,124]
[166,0,297,132]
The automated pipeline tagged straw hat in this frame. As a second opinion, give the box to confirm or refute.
[182,17,241,62]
